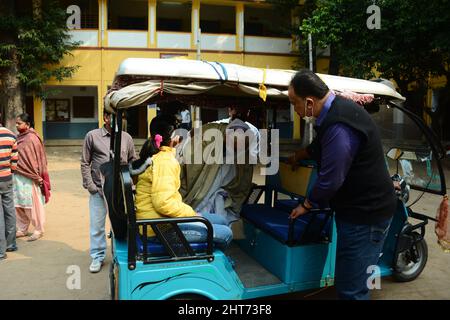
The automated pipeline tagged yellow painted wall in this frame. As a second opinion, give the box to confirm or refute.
[47,50,102,85]
[49,48,300,86]
[243,54,298,70]
[33,97,43,140]
[40,0,304,139]
[429,75,447,88]
[40,47,300,138]
[147,106,157,138]
[316,58,330,74]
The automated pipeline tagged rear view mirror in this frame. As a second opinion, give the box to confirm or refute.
[387,148,404,160]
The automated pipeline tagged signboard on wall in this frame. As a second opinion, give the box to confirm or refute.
[46,99,70,122]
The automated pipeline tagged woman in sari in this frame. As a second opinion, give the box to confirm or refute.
[14,113,50,242]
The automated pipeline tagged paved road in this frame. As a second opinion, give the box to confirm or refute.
[0,148,449,300]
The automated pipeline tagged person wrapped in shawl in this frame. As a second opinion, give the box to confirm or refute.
[14,113,50,242]
[179,108,256,227]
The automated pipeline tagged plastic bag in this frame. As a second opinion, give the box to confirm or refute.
[435,195,450,252]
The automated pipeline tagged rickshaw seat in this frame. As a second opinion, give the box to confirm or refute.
[274,200,332,236]
[136,236,208,255]
[274,199,304,212]
[241,204,331,244]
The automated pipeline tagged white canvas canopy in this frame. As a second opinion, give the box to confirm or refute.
[104,58,405,112]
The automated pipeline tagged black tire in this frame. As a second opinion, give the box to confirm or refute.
[168,293,209,300]
[109,263,116,300]
[393,233,428,282]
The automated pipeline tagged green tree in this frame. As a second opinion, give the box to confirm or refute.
[298,0,450,120]
[0,0,79,129]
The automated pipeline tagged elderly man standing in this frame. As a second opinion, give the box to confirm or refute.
[81,110,136,273]
[0,111,19,260]
[287,70,396,300]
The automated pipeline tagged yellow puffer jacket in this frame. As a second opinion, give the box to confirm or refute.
[135,146,197,237]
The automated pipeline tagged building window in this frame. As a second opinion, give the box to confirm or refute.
[60,0,99,29]
[73,96,95,118]
[200,4,235,34]
[108,0,148,30]
[157,1,191,32]
[244,6,291,37]
[46,99,70,122]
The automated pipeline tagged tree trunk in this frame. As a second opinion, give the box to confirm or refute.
[32,0,42,21]
[0,0,25,131]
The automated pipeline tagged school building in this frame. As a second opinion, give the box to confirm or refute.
[22,0,449,143]
[22,0,334,142]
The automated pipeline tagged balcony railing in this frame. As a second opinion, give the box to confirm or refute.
[108,30,148,48]
[67,30,98,47]
[156,31,191,49]
[201,34,236,51]
[244,36,292,54]
[67,29,294,54]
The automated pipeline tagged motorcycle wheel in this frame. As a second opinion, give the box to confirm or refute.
[393,232,428,282]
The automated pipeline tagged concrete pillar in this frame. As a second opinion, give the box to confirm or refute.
[148,0,157,48]
[191,0,200,49]
[99,0,108,47]
[97,83,104,128]
[236,3,244,52]
[292,106,301,139]
[147,104,157,138]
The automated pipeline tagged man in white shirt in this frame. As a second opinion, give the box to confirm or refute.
[180,107,191,131]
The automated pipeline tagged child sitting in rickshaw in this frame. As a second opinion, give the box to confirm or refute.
[134,114,233,250]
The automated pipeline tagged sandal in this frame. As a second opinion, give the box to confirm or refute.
[26,233,43,242]
[16,231,29,238]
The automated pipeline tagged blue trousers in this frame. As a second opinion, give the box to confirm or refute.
[335,216,392,300]
[148,212,233,250]
[89,193,107,262]
[178,212,233,250]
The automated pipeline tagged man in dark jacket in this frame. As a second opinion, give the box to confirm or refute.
[287,69,397,300]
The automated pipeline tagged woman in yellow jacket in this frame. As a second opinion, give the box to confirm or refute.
[135,114,232,250]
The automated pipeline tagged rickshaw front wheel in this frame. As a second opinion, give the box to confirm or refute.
[393,233,428,282]
[109,263,117,300]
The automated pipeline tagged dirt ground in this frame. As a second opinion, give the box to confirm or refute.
[1,147,450,300]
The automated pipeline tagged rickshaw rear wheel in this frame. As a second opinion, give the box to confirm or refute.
[168,293,209,300]
[393,233,428,282]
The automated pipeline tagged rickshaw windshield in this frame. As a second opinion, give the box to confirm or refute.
[370,102,446,200]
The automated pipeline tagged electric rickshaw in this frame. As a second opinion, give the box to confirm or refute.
[102,58,446,300]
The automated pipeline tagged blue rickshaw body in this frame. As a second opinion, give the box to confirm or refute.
[105,59,444,300]
[114,238,243,300]
[110,161,410,300]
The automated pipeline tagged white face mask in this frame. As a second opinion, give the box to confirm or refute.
[303,101,316,124]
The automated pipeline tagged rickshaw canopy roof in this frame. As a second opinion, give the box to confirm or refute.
[104,58,405,112]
